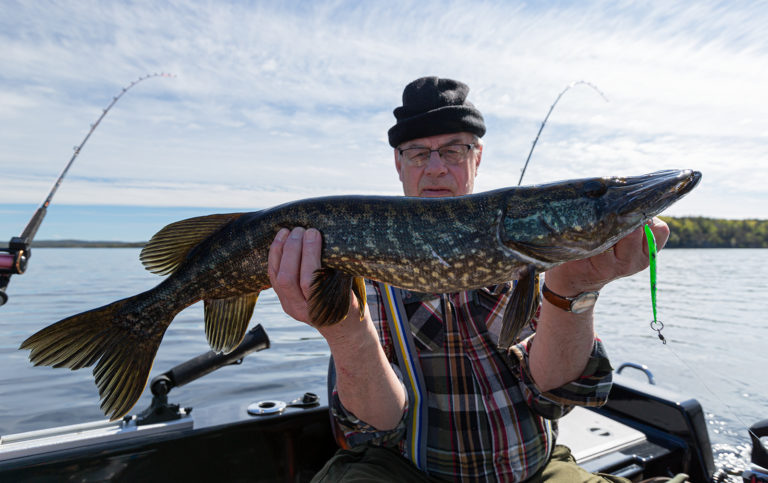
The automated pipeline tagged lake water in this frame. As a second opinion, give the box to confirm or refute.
[1,248,766,480]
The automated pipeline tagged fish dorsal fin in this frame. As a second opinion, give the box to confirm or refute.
[140,213,246,275]
[204,293,259,354]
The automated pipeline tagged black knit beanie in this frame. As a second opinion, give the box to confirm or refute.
[388,76,486,148]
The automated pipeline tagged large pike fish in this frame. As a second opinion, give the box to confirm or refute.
[21,169,701,420]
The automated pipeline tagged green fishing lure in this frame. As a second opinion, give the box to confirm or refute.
[644,224,666,343]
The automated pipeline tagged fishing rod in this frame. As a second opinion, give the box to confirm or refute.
[515,80,610,351]
[518,80,609,186]
[0,72,175,307]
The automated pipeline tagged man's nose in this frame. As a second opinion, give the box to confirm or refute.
[424,150,447,174]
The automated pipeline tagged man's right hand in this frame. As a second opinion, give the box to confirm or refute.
[267,226,406,430]
[268,226,367,332]
[268,227,322,325]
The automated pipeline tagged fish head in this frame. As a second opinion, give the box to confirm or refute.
[499,169,702,266]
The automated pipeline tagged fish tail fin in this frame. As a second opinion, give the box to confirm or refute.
[498,267,540,350]
[20,294,168,421]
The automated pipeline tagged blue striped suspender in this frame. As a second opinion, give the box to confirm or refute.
[378,282,428,471]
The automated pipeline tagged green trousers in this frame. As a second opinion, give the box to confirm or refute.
[311,444,631,482]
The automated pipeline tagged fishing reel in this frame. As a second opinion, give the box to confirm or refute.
[0,237,30,306]
[0,237,31,275]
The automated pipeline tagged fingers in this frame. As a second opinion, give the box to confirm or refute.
[611,224,646,266]
[268,227,322,323]
[545,217,674,294]
[614,217,669,257]
[269,227,305,321]
[267,228,290,283]
[647,217,670,250]
[608,217,670,275]
[300,228,322,299]
[280,227,307,292]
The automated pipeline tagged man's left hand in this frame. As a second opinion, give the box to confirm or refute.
[544,217,670,296]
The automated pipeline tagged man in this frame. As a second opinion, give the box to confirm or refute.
[268,77,669,481]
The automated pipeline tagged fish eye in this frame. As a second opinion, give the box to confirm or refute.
[582,180,607,198]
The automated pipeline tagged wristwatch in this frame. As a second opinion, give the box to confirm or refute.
[541,283,599,314]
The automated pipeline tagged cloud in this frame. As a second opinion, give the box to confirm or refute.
[1,0,766,219]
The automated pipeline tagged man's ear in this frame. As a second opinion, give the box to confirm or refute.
[474,143,483,174]
[394,148,404,182]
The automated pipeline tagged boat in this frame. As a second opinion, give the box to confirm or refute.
[1,322,765,482]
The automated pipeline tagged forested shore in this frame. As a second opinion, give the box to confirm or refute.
[660,217,768,248]
[2,217,766,249]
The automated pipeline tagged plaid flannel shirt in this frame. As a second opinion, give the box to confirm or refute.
[330,280,613,482]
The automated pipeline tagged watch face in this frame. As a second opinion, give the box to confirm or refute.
[571,292,599,314]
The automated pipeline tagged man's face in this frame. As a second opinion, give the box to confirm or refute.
[394,132,482,198]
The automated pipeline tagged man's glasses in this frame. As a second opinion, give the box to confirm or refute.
[397,143,475,167]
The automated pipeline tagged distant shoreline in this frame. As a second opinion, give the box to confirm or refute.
[1,240,146,248]
[1,216,766,249]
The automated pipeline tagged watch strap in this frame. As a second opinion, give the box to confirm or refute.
[541,283,573,312]
[541,283,599,313]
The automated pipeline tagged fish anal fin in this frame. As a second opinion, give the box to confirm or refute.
[309,268,354,327]
[140,213,247,276]
[498,267,540,350]
[204,293,259,354]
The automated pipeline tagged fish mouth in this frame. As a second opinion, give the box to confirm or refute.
[614,169,702,224]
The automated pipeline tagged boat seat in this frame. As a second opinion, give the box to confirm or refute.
[558,406,650,478]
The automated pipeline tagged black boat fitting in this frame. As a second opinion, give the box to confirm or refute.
[149,324,270,398]
[743,419,768,482]
[136,324,270,426]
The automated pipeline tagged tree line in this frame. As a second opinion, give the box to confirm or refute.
[660,217,768,248]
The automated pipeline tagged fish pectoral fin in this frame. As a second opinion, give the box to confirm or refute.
[140,213,248,276]
[352,276,367,321]
[498,267,540,350]
[308,268,356,327]
[204,293,259,354]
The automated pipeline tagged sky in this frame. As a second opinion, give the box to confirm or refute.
[1,0,767,241]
